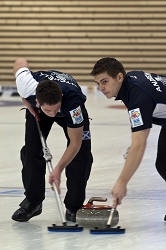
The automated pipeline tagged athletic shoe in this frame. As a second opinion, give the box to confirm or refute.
[11,198,42,222]
[65,209,76,222]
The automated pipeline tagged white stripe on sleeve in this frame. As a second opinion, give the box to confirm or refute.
[15,67,38,98]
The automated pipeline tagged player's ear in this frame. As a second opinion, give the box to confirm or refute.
[36,99,40,106]
[117,72,124,83]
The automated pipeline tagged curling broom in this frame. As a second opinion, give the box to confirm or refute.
[36,119,83,232]
[90,200,125,234]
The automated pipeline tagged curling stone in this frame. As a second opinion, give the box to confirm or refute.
[76,197,119,228]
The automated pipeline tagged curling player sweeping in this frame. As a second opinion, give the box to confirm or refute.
[11,58,93,232]
[90,56,166,233]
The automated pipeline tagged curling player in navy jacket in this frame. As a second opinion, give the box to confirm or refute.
[91,57,166,215]
[12,58,93,222]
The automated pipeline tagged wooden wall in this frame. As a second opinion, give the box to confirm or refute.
[0,0,166,86]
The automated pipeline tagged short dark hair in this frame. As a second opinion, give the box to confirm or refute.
[90,57,126,78]
[36,80,62,106]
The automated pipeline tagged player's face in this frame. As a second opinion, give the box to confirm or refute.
[94,72,124,99]
[40,102,61,117]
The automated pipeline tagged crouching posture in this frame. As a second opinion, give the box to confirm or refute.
[12,58,93,222]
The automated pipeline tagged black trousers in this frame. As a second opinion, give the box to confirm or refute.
[20,107,93,211]
[156,125,166,181]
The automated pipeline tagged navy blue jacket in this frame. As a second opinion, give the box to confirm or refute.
[116,71,166,132]
[25,70,86,128]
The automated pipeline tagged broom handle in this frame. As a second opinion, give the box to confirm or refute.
[107,199,118,227]
[107,208,115,226]
[46,161,66,225]
[36,119,66,225]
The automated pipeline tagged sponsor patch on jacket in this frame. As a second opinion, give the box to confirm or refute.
[128,108,143,128]
[69,106,83,124]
